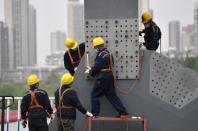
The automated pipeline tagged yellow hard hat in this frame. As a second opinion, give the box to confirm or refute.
[61,73,74,86]
[92,37,105,48]
[65,38,78,49]
[141,12,152,24]
[27,74,40,86]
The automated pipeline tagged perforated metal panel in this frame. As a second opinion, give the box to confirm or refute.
[85,19,139,79]
[150,52,198,109]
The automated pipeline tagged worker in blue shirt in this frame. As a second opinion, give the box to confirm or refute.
[64,38,85,75]
[21,74,53,131]
[85,37,128,117]
[54,73,93,131]
[139,12,161,51]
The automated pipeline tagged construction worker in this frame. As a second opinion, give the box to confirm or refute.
[54,72,93,131]
[139,12,161,51]
[64,38,85,76]
[21,74,53,131]
[85,37,129,117]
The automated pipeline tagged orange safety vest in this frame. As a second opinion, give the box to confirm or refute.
[67,47,82,66]
[28,90,44,109]
[59,88,74,109]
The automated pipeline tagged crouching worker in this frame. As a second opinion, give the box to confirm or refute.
[54,73,93,131]
[21,74,53,131]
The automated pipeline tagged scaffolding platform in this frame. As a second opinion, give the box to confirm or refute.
[87,116,147,131]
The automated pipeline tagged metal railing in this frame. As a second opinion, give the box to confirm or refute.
[0,97,55,131]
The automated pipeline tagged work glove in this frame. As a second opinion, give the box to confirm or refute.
[86,111,93,117]
[74,67,78,71]
[84,66,91,74]
[50,114,55,120]
[22,119,27,128]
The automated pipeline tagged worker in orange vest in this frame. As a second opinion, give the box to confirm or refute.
[64,38,85,75]
[54,73,93,131]
[85,37,128,117]
[21,74,53,131]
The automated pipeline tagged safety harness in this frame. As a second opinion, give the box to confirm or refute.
[28,90,43,109]
[67,47,82,66]
[58,87,74,131]
[58,87,74,109]
[99,50,113,72]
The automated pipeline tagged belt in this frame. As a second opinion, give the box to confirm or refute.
[101,68,112,72]
[60,105,75,109]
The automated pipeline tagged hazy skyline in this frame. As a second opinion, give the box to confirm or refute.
[0,0,197,65]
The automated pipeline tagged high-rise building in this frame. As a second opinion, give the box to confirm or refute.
[194,2,198,52]
[181,25,195,51]
[0,22,9,78]
[29,5,37,66]
[67,0,84,42]
[46,30,66,66]
[50,31,66,55]
[169,21,181,52]
[4,0,37,68]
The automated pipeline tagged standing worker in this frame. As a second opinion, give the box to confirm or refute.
[64,38,85,76]
[54,72,93,131]
[139,12,161,51]
[85,37,129,117]
[21,74,53,131]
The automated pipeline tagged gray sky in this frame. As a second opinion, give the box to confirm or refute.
[0,0,197,65]
[150,0,197,51]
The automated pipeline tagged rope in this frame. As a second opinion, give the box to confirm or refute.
[111,55,144,95]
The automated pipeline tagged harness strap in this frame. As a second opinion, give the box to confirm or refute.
[67,47,81,66]
[58,87,74,109]
[100,53,113,72]
[28,90,43,109]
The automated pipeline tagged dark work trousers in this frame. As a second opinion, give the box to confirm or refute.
[28,118,48,131]
[145,42,159,51]
[91,77,128,116]
[57,118,75,131]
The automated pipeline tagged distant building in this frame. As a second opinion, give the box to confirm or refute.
[50,31,66,55]
[28,5,37,66]
[4,0,37,68]
[181,24,196,57]
[45,53,64,67]
[2,66,52,84]
[0,22,9,79]
[67,0,84,42]
[169,21,181,52]
[194,2,198,53]
[46,30,66,67]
